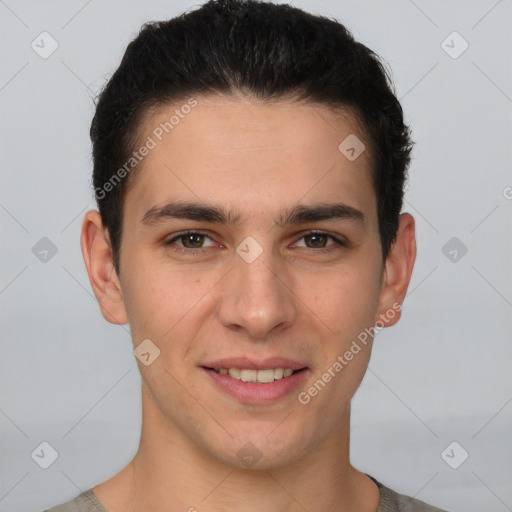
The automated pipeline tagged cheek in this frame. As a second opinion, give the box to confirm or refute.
[121,258,216,350]
[303,260,382,339]
[309,261,382,395]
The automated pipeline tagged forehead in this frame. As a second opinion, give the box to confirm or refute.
[123,95,376,224]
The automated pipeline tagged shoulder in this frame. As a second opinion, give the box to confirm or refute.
[42,488,107,512]
[369,475,451,512]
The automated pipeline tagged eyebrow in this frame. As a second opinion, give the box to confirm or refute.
[140,200,366,227]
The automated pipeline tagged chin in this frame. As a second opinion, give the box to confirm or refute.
[206,427,311,471]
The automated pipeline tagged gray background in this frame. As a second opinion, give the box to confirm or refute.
[1,1,511,511]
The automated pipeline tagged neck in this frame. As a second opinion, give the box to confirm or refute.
[94,385,379,512]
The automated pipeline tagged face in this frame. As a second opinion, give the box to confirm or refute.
[83,94,414,470]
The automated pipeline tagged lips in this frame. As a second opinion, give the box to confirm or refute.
[201,357,310,404]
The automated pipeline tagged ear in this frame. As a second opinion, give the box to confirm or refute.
[80,209,129,325]
[375,213,416,327]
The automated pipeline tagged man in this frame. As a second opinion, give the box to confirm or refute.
[45,0,449,510]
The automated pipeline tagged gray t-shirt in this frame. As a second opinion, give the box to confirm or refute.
[43,476,450,511]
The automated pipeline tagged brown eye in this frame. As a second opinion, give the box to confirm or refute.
[293,231,346,251]
[303,233,330,248]
[165,231,216,250]
[180,233,206,248]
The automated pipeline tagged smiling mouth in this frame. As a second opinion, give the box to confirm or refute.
[203,367,306,384]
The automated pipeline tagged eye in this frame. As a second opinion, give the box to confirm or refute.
[165,231,216,250]
[293,231,346,250]
[163,229,347,255]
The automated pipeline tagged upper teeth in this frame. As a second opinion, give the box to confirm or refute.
[216,368,295,383]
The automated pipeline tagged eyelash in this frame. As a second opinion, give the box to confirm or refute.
[164,230,347,255]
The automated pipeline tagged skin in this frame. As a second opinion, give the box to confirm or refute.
[81,94,416,512]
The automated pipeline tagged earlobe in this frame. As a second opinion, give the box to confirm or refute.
[80,209,129,325]
[376,213,416,328]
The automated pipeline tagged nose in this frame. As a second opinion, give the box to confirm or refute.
[217,244,298,340]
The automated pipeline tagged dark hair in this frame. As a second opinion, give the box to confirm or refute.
[90,0,413,275]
